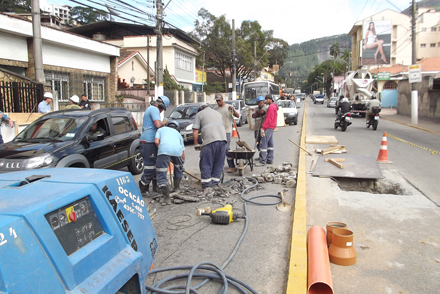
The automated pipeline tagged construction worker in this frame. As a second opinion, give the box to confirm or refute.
[192,104,226,190]
[252,96,267,151]
[214,94,239,173]
[38,92,53,113]
[155,122,185,205]
[65,95,82,109]
[139,96,170,197]
[256,94,278,166]
[365,95,381,122]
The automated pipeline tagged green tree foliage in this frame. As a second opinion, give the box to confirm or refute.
[163,67,184,90]
[0,0,31,13]
[267,38,290,69]
[70,6,107,24]
[204,81,224,94]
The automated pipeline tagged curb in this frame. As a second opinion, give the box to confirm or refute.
[285,99,308,293]
[381,116,439,135]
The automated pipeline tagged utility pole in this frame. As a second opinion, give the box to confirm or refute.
[254,39,257,80]
[147,35,150,98]
[155,1,164,98]
[232,19,236,100]
[31,0,44,83]
[411,0,418,124]
[201,50,205,92]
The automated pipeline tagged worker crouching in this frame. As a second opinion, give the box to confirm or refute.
[155,122,185,205]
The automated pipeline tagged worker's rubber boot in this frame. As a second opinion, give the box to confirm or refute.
[172,177,181,193]
[160,186,171,206]
[139,180,149,197]
[152,179,159,193]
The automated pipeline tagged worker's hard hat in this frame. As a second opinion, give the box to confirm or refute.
[44,92,53,99]
[157,96,170,110]
[342,98,349,103]
[70,95,80,104]
[166,121,180,131]
[257,96,265,102]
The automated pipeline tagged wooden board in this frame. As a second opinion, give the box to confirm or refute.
[306,135,338,144]
[7,113,44,125]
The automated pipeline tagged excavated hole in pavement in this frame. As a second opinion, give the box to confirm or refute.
[333,177,404,195]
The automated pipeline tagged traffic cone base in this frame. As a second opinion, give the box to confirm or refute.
[377,132,392,163]
[232,126,238,138]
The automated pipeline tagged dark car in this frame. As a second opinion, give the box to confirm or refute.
[224,99,248,126]
[165,102,212,142]
[0,108,144,174]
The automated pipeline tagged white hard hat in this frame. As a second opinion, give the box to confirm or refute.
[70,95,80,104]
[342,98,349,103]
[44,92,53,99]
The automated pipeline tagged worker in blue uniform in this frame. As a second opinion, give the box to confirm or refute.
[139,96,170,196]
[155,122,185,205]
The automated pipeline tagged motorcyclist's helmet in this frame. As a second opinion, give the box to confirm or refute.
[257,96,265,102]
[342,98,349,103]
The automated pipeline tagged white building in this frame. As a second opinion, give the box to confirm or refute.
[42,4,72,25]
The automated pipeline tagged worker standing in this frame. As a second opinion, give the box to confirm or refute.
[38,92,53,113]
[64,95,82,109]
[252,96,267,151]
[192,104,226,191]
[0,110,14,144]
[138,96,169,197]
[155,122,185,205]
[256,94,278,166]
[214,94,239,173]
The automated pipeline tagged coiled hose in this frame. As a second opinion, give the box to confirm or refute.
[145,177,283,294]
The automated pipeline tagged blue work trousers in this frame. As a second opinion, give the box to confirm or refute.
[140,142,157,184]
[156,154,185,188]
[259,128,274,164]
[226,133,235,168]
[200,141,226,189]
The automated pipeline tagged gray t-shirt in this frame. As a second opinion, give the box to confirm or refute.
[214,104,234,133]
[193,107,227,147]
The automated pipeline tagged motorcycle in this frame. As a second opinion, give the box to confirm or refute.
[334,112,352,132]
[366,106,381,130]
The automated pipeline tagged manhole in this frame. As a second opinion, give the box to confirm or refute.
[333,177,404,195]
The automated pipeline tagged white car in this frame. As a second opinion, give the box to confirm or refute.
[314,95,324,104]
[276,100,298,125]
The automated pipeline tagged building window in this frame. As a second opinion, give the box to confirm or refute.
[431,27,437,32]
[44,71,69,101]
[430,43,436,48]
[421,43,426,48]
[421,27,427,32]
[83,75,105,101]
[383,81,397,90]
[175,52,192,72]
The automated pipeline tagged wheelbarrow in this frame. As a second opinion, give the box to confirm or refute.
[228,149,256,176]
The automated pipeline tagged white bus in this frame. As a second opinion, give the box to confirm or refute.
[242,81,280,106]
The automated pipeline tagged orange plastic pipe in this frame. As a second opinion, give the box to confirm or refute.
[307,226,334,294]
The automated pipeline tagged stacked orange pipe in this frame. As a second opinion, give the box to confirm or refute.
[307,226,334,294]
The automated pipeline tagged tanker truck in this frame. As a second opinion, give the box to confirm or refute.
[338,67,376,117]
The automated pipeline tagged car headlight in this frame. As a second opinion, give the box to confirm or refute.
[185,124,193,131]
[24,154,55,170]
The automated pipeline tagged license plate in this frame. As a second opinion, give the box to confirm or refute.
[345,117,351,121]
[374,116,379,120]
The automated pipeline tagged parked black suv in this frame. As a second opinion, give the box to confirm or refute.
[0,108,144,174]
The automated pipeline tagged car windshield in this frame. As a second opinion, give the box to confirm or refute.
[14,116,89,142]
[224,101,239,109]
[169,105,199,119]
[277,100,296,108]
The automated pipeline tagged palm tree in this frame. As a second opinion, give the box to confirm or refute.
[330,42,341,95]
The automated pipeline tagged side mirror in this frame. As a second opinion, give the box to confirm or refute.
[86,133,105,142]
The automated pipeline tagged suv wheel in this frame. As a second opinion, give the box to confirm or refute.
[128,148,144,175]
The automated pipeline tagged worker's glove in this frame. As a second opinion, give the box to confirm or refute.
[194,145,202,151]
[260,129,266,137]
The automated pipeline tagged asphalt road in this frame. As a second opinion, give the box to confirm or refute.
[305,98,440,293]
[137,104,305,293]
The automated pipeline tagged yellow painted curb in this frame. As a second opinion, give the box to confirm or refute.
[285,99,308,293]
[381,116,439,135]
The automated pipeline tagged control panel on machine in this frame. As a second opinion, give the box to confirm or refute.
[45,196,104,256]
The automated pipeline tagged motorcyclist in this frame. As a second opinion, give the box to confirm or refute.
[335,97,352,120]
[364,95,382,122]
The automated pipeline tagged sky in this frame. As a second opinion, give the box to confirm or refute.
[40,0,412,45]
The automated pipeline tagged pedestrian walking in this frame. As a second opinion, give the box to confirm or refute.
[138,96,169,196]
[214,93,239,173]
[0,110,14,144]
[155,122,185,205]
[38,92,53,113]
[192,104,226,190]
[256,94,278,166]
[79,94,91,110]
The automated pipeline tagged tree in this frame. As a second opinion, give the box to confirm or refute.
[70,6,107,24]
[163,67,184,90]
[0,0,31,13]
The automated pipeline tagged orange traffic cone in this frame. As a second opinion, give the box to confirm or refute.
[377,132,392,163]
[232,125,238,138]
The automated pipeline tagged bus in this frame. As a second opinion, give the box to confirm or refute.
[242,81,280,106]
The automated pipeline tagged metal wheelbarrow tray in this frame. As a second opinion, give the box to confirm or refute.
[228,149,256,176]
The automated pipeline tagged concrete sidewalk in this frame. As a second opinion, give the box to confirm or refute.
[380,107,440,134]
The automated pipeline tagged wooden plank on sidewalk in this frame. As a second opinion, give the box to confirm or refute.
[306,135,338,144]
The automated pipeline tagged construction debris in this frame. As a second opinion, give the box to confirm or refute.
[327,159,344,169]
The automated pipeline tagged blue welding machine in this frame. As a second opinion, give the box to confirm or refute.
[0,168,158,293]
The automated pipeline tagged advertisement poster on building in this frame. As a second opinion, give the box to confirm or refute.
[362,20,392,65]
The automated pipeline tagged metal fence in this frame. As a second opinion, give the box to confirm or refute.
[97,102,148,112]
[0,81,44,113]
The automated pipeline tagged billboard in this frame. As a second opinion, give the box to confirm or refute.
[362,20,392,65]
[195,70,206,83]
